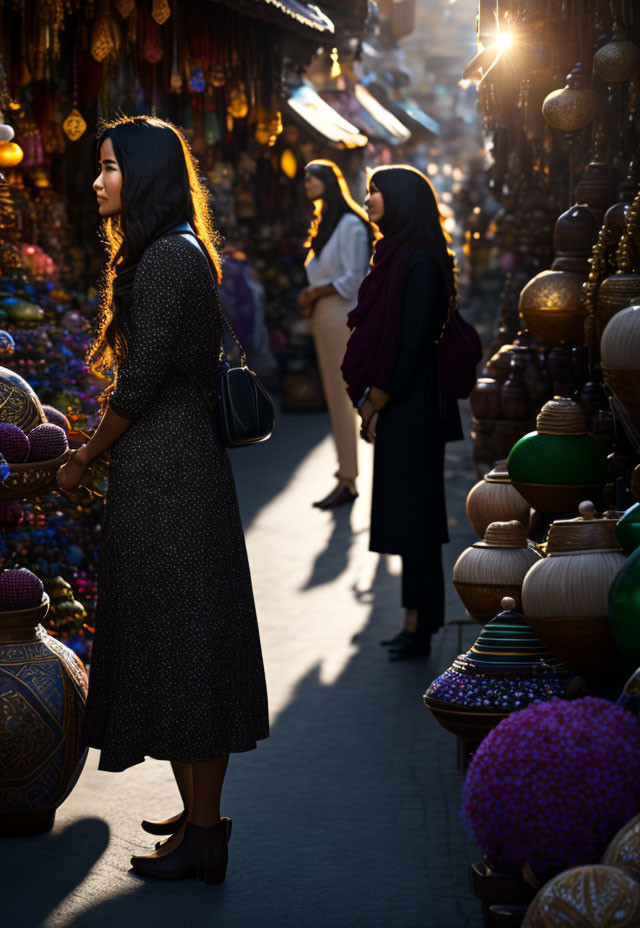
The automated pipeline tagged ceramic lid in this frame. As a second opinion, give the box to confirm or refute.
[484,459,512,484]
[536,396,587,436]
[461,596,556,672]
[546,501,623,553]
[473,520,529,549]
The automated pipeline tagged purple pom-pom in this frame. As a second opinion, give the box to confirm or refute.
[0,422,30,462]
[27,423,68,462]
[0,568,44,611]
[42,405,71,434]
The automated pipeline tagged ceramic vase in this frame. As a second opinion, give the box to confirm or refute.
[423,597,581,742]
[609,545,640,667]
[466,462,531,538]
[601,302,640,429]
[616,503,640,556]
[0,595,88,834]
[522,866,640,928]
[453,521,542,624]
[507,398,607,514]
[522,503,626,672]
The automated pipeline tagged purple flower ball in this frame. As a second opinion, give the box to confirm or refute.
[42,405,71,434]
[27,423,68,462]
[0,422,30,462]
[461,697,640,882]
[0,568,44,611]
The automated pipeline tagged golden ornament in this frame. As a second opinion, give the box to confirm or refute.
[594,33,640,84]
[90,5,121,63]
[151,0,171,26]
[115,0,135,17]
[0,141,24,168]
[62,109,87,142]
[542,64,597,133]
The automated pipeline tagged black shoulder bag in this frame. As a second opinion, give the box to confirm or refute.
[169,227,275,448]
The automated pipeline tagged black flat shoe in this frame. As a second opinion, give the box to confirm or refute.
[141,809,187,836]
[313,485,358,510]
[380,628,411,647]
[131,818,232,884]
[389,634,431,661]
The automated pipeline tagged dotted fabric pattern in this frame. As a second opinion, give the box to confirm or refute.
[86,236,269,773]
[507,432,607,485]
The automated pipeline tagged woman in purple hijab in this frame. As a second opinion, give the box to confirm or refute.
[342,166,463,660]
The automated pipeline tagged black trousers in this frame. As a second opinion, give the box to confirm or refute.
[401,546,445,636]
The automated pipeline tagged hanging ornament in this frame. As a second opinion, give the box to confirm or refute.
[210,64,226,88]
[169,12,182,92]
[542,63,598,134]
[280,149,298,179]
[0,125,15,142]
[141,11,163,63]
[227,80,249,119]
[62,109,87,142]
[151,0,171,26]
[188,67,205,93]
[90,1,121,62]
[594,24,640,84]
[115,0,135,17]
[330,47,341,79]
[62,54,87,143]
[0,142,24,168]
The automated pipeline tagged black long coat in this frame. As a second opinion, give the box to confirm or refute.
[369,248,463,556]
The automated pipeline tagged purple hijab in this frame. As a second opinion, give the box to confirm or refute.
[341,167,453,406]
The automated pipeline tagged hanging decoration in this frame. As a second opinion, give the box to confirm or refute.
[151,0,171,27]
[62,53,86,143]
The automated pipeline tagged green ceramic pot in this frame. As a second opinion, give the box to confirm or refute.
[507,432,607,485]
[609,545,640,665]
[616,503,640,557]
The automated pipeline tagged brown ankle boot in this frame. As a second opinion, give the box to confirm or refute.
[131,818,232,883]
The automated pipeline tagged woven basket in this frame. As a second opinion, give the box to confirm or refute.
[452,581,526,625]
[511,480,604,514]
[0,451,70,502]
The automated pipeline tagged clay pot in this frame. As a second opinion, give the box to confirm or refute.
[601,302,640,429]
[519,270,586,346]
[552,204,600,275]
[521,502,626,672]
[507,398,607,514]
[500,355,531,420]
[485,345,514,383]
[574,159,618,211]
[469,378,501,419]
[0,595,88,834]
[453,521,542,623]
[466,462,531,538]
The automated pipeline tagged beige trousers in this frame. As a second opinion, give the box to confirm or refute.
[311,294,359,481]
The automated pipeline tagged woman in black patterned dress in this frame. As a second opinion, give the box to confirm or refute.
[57,116,269,883]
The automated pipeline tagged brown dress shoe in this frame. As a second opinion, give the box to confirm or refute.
[131,818,232,884]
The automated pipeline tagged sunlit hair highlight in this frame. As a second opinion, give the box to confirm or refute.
[304,159,376,263]
[88,115,222,393]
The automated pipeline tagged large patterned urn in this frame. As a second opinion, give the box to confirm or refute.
[0,365,45,432]
[0,594,88,834]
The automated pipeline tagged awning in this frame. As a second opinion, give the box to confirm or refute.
[354,83,411,145]
[362,76,440,138]
[285,84,368,149]
[212,0,334,37]
[320,88,409,147]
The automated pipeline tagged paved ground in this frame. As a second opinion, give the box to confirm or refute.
[2,401,482,928]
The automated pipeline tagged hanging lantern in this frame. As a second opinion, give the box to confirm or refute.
[151,0,171,26]
[594,27,640,84]
[227,82,249,119]
[330,47,341,79]
[542,63,598,133]
[280,149,298,179]
[62,109,87,142]
[0,125,15,143]
[0,142,24,168]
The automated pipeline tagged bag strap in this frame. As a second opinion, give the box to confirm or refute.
[164,225,247,367]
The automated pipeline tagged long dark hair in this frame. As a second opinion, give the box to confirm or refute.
[368,165,456,298]
[304,159,373,260]
[88,115,222,382]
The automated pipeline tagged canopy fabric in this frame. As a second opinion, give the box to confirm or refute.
[211,0,334,36]
[362,76,440,138]
[354,84,411,145]
[285,84,368,149]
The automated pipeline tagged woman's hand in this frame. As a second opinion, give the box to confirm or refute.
[298,287,316,317]
[56,446,89,491]
[359,398,379,442]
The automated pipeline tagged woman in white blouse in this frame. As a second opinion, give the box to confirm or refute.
[299,160,373,510]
